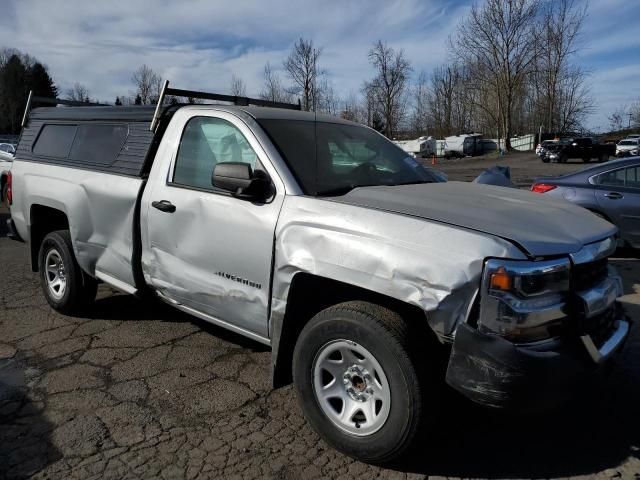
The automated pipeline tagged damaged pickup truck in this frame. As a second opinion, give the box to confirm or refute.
[8,84,630,463]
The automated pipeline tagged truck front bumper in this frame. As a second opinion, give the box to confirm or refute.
[445,304,630,411]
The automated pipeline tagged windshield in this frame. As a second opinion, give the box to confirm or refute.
[619,140,635,146]
[257,119,437,195]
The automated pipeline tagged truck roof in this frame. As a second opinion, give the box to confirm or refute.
[28,104,359,126]
[30,105,157,122]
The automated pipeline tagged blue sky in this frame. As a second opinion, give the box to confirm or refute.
[0,0,638,131]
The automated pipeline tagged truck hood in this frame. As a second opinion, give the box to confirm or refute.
[331,181,616,257]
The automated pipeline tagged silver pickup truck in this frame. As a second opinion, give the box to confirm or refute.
[8,85,630,463]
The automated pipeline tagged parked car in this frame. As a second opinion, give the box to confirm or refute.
[535,139,558,157]
[541,137,615,163]
[616,138,640,157]
[0,150,13,205]
[532,157,640,248]
[625,134,640,140]
[8,85,629,463]
[0,143,16,156]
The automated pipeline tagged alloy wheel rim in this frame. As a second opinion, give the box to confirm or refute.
[312,339,391,436]
[45,248,67,300]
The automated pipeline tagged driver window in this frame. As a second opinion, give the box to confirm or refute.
[173,117,260,190]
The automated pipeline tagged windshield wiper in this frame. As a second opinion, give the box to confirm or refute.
[392,180,434,186]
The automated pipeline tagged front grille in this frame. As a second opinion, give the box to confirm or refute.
[572,258,608,291]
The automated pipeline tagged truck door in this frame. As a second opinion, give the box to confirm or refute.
[594,165,640,246]
[142,113,284,339]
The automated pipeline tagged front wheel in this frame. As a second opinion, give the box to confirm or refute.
[292,301,429,464]
[38,230,98,313]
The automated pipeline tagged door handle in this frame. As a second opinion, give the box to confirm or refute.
[152,200,176,213]
[604,192,623,199]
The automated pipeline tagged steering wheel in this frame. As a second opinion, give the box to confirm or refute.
[351,162,378,182]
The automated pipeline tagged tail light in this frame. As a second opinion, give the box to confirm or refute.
[6,170,12,205]
[531,183,557,194]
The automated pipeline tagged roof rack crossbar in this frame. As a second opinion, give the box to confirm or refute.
[149,81,302,132]
[21,90,109,127]
[166,86,301,111]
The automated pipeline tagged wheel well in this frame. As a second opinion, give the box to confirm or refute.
[29,205,69,272]
[272,272,435,388]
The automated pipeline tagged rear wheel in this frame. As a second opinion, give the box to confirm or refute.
[38,230,98,313]
[541,156,550,163]
[292,301,432,464]
[599,154,609,163]
[582,157,590,163]
[559,154,568,163]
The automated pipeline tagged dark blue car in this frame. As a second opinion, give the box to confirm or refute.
[532,157,640,248]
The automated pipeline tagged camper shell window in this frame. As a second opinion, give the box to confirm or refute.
[32,123,128,166]
[32,124,77,158]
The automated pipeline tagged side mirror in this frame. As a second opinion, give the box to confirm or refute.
[212,162,272,200]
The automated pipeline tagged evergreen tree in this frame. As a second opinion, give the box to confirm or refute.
[115,96,122,106]
[0,55,29,133]
[28,62,57,108]
[134,94,142,105]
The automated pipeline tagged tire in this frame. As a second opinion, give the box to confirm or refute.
[38,230,98,313]
[599,154,609,163]
[559,154,568,163]
[292,301,429,464]
[541,156,550,163]
[582,157,590,163]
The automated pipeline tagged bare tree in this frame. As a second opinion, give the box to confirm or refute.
[230,74,247,97]
[66,82,90,103]
[534,0,587,133]
[340,92,365,124]
[260,62,292,103]
[451,0,539,149]
[132,65,162,105]
[410,71,430,136]
[554,66,593,133]
[367,40,412,138]
[315,78,340,115]
[284,38,323,111]
[608,105,626,132]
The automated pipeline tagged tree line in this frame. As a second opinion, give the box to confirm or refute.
[0,0,593,148]
[226,0,593,148]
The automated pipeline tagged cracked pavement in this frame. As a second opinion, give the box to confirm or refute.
[1,204,639,479]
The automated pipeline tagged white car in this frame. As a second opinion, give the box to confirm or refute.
[0,149,13,205]
[616,138,640,156]
[0,143,16,156]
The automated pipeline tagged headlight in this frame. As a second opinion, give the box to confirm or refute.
[478,258,570,343]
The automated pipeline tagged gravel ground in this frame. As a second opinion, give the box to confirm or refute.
[1,154,639,479]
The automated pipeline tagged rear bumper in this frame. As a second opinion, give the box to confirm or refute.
[6,217,23,242]
[445,306,630,411]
